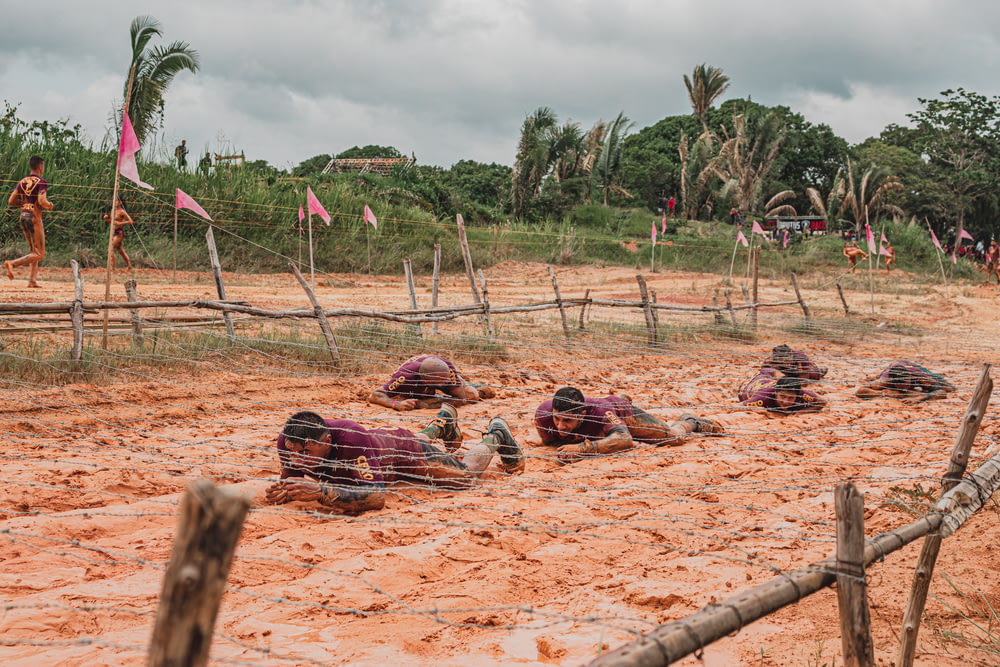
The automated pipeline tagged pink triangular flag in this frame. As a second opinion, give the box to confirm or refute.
[880,232,888,244]
[929,227,942,251]
[117,110,153,190]
[651,221,657,245]
[958,228,974,242]
[297,204,304,231]
[736,230,749,247]
[363,204,378,229]
[879,246,891,257]
[306,186,331,225]
[751,220,766,236]
[660,214,666,234]
[782,230,789,248]
[865,222,876,254]
[175,189,212,221]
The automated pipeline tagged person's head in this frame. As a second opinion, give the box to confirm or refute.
[28,155,44,174]
[551,386,587,434]
[886,364,914,389]
[768,344,794,373]
[113,195,127,212]
[281,411,332,463]
[417,355,453,386]
[772,376,803,412]
[181,139,186,146]
[205,152,211,158]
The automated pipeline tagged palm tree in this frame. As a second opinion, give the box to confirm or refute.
[805,167,846,221]
[591,112,634,206]
[683,64,730,134]
[704,111,788,214]
[125,15,200,144]
[839,158,904,233]
[510,107,558,217]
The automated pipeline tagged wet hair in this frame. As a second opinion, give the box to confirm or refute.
[774,376,803,395]
[28,155,44,170]
[282,410,329,444]
[767,344,798,375]
[552,386,586,413]
[887,364,912,386]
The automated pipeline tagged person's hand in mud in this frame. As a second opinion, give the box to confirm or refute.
[265,481,292,504]
[415,397,444,410]
[557,440,596,464]
[390,398,419,411]
[265,480,324,504]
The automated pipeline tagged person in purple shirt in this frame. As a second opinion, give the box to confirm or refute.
[855,361,956,402]
[738,367,826,413]
[763,344,826,383]
[369,354,483,411]
[6,155,53,288]
[534,386,723,463]
[264,406,523,513]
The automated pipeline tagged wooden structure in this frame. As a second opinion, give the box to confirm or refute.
[321,155,416,176]
[213,151,245,168]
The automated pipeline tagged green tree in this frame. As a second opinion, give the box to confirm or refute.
[125,15,200,144]
[336,145,404,159]
[592,112,634,206]
[510,106,559,218]
[706,110,789,215]
[838,158,904,233]
[683,64,730,134]
[292,153,333,177]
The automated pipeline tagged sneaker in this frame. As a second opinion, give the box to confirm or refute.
[431,403,463,450]
[486,417,523,471]
[678,413,725,435]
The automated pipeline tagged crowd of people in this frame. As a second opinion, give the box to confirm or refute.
[265,350,958,514]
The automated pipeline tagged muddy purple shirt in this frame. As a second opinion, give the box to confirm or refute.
[534,395,633,444]
[277,418,429,486]
[14,175,47,211]
[738,368,822,412]
[877,360,948,393]
[380,355,461,398]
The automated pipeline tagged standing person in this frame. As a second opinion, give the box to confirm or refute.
[264,408,523,513]
[5,155,52,288]
[656,193,667,215]
[368,354,484,411]
[883,241,896,271]
[730,207,739,225]
[103,196,134,270]
[174,139,188,170]
[986,241,1000,283]
[667,195,676,219]
[198,152,212,176]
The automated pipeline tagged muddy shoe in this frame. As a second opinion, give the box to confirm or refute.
[679,413,725,435]
[427,403,463,450]
[486,417,523,472]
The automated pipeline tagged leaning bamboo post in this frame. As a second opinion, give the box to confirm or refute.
[205,227,235,339]
[476,269,494,337]
[70,260,84,362]
[456,214,482,309]
[548,266,570,337]
[837,281,851,316]
[897,364,993,667]
[147,480,249,667]
[650,290,660,329]
[790,272,812,322]
[578,288,591,330]
[431,243,441,335]
[403,259,422,338]
[124,280,145,347]
[635,274,657,347]
[289,263,341,363]
[724,289,738,327]
[750,247,760,330]
[835,483,875,667]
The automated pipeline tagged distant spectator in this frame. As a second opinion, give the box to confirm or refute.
[174,140,188,169]
[199,152,212,175]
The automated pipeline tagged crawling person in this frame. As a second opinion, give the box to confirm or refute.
[855,361,957,403]
[264,406,523,513]
[369,354,489,411]
[534,386,724,462]
[738,367,826,414]
[764,344,827,382]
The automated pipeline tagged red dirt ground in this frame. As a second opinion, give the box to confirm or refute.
[1,262,999,666]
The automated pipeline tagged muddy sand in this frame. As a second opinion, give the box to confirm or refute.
[1,261,999,666]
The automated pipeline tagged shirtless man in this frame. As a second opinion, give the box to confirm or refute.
[6,156,53,287]
[985,241,1000,284]
[764,344,826,383]
[856,361,956,403]
[843,241,868,272]
[534,386,724,462]
[738,367,826,414]
[883,241,896,271]
[264,406,523,513]
[103,196,134,270]
[369,354,483,411]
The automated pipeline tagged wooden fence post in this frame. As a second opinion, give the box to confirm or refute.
[837,281,851,316]
[289,263,341,363]
[147,480,249,667]
[724,289,738,327]
[456,214,482,309]
[432,243,441,335]
[403,259,422,338]
[70,260,85,362]
[205,227,235,339]
[897,364,993,667]
[712,295,724,324]
[790,272,812,322]
[124,280,145,347]
[548,266,570,337]
[578,288,591,330]
[476,269,494,337]
[635,274,657,347]
[835,483,875,667]
[750,247,760,330]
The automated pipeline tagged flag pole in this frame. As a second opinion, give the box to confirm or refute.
[728,239,739,282]
[866,208,874,314]
[745,233,754,278]
[307,209,315,290]
[366,224,372,274]
[172,205,178,283]
[103,66,135,350]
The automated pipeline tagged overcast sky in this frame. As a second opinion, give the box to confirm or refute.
[2,1,998,170]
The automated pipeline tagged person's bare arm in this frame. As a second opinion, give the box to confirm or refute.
[441,383,480,407]
[557,428,634,462]
[37,191,53,211]
[265,480,386,514]
[7,189,20,207]
[369,389,418,411]
[536,424,581,446]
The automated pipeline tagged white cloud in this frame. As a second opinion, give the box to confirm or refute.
[789,83,917,143]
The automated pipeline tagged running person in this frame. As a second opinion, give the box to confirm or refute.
[264,407,523,513]
[103,196,134,270]
[369,354,484,411]
[764,344,827,382]
[855,361,956,403]
[883,241,896,271]
[843,241,868,272]
[534,386,724,462]
[738,367,826,413]
[6,155,52,287]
